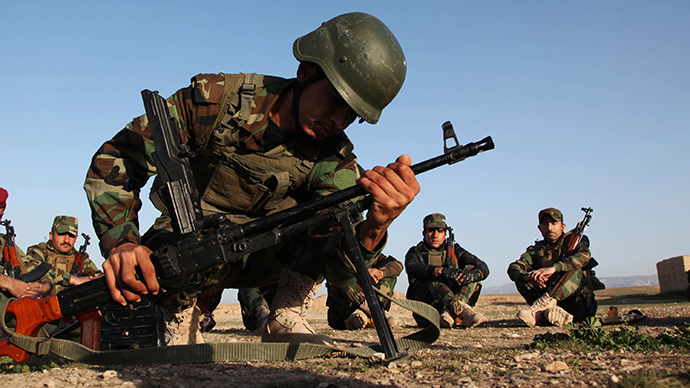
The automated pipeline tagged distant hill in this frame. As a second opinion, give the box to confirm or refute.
[483,275,659,295]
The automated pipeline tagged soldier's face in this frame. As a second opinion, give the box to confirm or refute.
[538,218,565,243]
[0,206,4,221]
[424,227,446,249]
[297,65,358,140]
[49,228,77,254]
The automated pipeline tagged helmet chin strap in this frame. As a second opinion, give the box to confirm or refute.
[291,70,325,132]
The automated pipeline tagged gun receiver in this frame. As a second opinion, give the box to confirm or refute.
[0,93,494,362]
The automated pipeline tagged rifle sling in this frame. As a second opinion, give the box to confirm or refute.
[0,295,440,365]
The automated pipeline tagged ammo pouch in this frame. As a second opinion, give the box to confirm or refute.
[201,153,292,216]
[426,251,444,267]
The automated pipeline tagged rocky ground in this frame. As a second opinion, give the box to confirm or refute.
[1,285,689,388]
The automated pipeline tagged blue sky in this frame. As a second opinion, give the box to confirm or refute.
[1,1,688,303]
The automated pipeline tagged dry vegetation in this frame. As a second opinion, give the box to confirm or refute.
[2,285,689,388]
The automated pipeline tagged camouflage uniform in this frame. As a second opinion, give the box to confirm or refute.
[326,254,402,330]
[26,242,102,295]
[507,231,598,322]
[84,73,381,311]
[26,216,103,295]
[405,240,489,326]
[238,284,277,331]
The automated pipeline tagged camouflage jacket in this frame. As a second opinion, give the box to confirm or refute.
[373,254,404,279]
[507,231,591,282]
[405,241,490,282]
[26,242,103,294]
[84,73,366,258]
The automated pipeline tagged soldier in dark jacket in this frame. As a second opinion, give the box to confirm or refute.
[508,208,598,327]
[405,213,488,328]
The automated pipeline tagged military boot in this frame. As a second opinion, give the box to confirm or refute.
[450,298,486,328]
[261,269,333,345]
[440,309,455,328]
[385,311,402,328]
[161,301,205,346]
[516,294,558,327]
[344,309,368,330]
[544,306,574,327]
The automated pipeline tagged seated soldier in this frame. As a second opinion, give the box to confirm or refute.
[405,213,488,328]
[26,216,103,295]
[0,187,53,299]
[508,207,598,327]
[326,253,402,330]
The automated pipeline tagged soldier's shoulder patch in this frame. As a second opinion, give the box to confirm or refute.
[333,169,357,190]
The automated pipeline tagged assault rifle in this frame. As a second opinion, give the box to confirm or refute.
[563,207,593,254]
[1,220,51,283]
[1,220,21,278]
[71,233,91,276]
[0,90,494,363]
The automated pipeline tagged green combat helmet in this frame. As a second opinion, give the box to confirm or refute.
[293,12,407,124]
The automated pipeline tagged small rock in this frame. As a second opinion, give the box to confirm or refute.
[510,373,531,383]
[371,353,385,362]
[620,359,639,367]
[608,375,621,388]
[542,361,569,373]
[387,362,398,370]
[410,361,423,368]
[514,352,540,362]
[102,370,118,380]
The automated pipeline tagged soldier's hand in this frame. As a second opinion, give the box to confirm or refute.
[458,268,482,285]
[357,155,420,251]
[104,243,159,305]
[441,267,462,283]
[368,268,385,284]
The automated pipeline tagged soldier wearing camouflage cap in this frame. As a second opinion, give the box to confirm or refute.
[26,216,103,295]
[0,187,55,299]
[507,207,598,327]
[84,12,418,346]
[405,213,489,329]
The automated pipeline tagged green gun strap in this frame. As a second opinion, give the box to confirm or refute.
[0,296,440,366]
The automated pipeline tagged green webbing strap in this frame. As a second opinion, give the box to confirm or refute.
[0,296,439,365]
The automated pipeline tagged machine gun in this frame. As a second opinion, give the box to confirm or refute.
[71,233,91,276]
[0,90,494,363]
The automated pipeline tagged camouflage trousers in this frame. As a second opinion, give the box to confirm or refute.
[514,268,598,322]
[237,284,278,331]
[326,275,397,330]
[406,277,482,327]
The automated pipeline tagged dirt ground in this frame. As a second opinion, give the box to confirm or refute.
[1,285,689,388]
